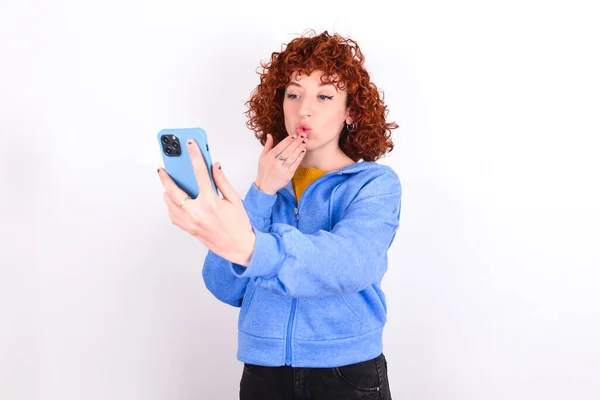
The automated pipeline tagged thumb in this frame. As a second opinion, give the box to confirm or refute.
[261,134,273,156]
[213,163,240,203]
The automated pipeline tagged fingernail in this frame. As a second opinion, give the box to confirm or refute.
[292,136,296,139]
[302,150,306,153]
[218,163,222,170]
[187,140,193,146]
[302,140,306,143]
[300,135,305,139]
[157,168,160,173]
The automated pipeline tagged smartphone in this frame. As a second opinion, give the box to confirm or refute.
[157,127,218,198]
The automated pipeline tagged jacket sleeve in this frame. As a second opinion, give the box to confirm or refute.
[229,169,402,298]
[201,183,278,307]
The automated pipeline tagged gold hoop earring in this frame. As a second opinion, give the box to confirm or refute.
[346,122,357,132]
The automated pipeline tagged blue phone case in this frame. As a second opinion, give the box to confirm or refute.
[157,127,218,198]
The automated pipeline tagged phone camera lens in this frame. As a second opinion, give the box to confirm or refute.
[162,136,169,144]
[172,142,179,149]
[165,147,172,154]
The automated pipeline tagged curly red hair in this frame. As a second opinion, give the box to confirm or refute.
[244,30,398,162]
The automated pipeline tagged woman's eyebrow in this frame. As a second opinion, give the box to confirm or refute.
[287,82,339,92]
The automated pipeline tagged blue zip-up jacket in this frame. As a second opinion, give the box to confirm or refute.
[201,161,402,368]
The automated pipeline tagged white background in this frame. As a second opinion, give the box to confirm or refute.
[1,0,599,399]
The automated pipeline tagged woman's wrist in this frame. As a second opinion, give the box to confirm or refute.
[230,228,256,267]
[254,180,276,195]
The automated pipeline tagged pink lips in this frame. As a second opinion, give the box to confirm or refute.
[296,123,312,136]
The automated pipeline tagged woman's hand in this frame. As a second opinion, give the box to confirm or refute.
[254,134,307,195]
[158,139,256,267]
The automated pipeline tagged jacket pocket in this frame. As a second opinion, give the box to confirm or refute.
[238,283,291,338]
[349,287,388,332]
[294,294,363,341]
[238,282,257,327]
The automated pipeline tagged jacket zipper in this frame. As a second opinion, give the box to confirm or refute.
[282,169,346,366]
[285,300,297,365]
[285,206,299,365]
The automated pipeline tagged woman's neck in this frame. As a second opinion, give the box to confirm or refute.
[300,145,356,172]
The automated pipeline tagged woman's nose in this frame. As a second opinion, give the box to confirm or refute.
[299,98,313,118]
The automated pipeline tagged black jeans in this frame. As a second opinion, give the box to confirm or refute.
[239,353,392,399]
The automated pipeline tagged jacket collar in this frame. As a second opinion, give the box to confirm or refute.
[280,161,379,199]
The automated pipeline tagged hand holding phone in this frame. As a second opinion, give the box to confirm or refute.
[156,129,256,266]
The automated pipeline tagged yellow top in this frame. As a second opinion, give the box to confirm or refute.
[292,166,328,204]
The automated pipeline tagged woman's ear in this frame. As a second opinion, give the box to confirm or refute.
[345,109,354,125]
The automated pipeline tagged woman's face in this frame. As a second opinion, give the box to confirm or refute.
[282,70,352,153]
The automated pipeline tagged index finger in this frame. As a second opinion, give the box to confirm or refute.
[186,139,217,199]
[269,134,299,157]
[158,168,189,205]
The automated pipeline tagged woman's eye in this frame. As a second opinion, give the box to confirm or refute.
[319,95,334,100]
[286,94,298,99]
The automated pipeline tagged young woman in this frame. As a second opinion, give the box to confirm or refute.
[158,30,401,399]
